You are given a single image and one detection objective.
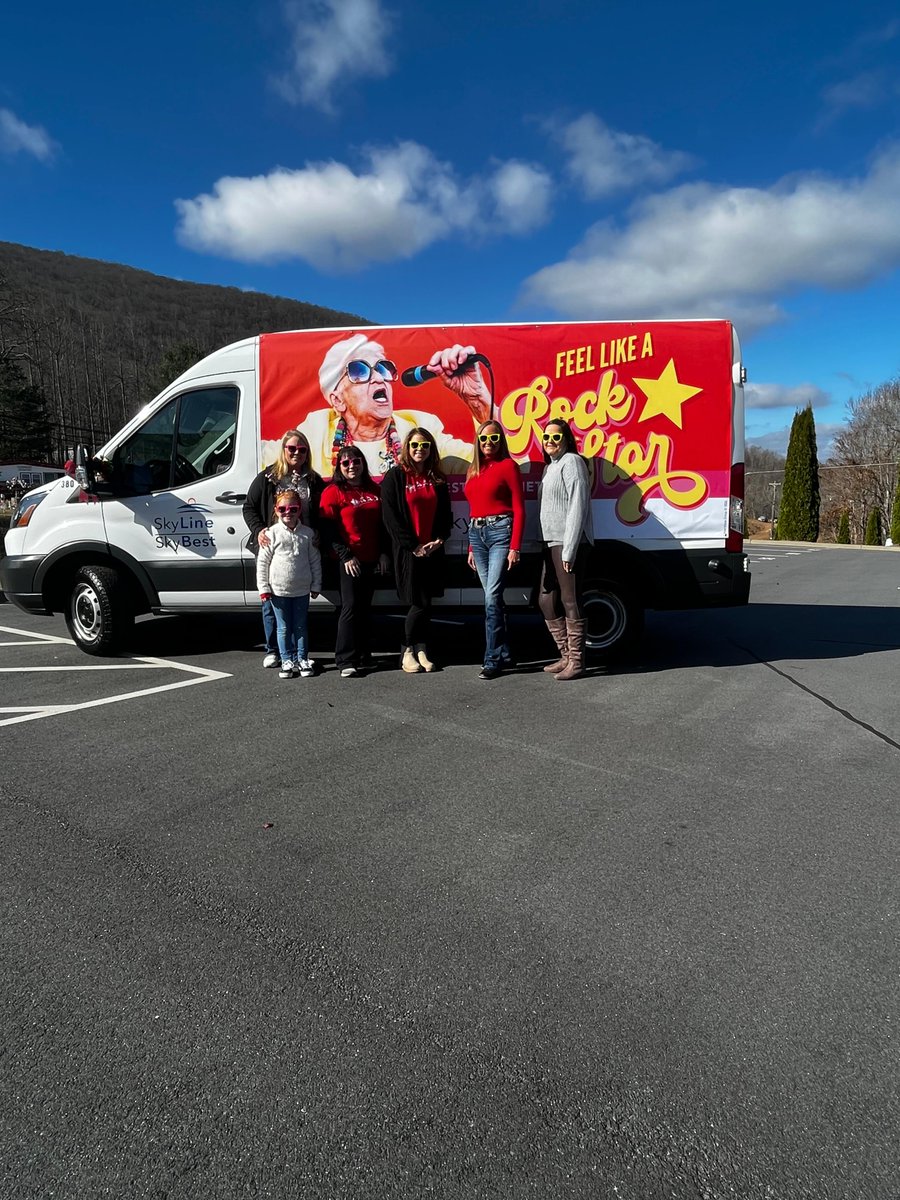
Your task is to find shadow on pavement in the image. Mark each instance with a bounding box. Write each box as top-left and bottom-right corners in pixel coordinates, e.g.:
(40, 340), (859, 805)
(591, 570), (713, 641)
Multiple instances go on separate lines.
(639, 602), (900, 673)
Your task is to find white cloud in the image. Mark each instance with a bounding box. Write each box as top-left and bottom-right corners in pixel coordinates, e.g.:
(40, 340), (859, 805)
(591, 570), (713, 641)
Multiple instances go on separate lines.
(487, 161), (553, 233)
(557, 113), (695, 198)
(175, 142), (552, 270)
(275, 0), (391, 111)
(822, 71), (889, 114)
(747, 421), (844, 460)
(522, 146), (900, 332)
(745, 383), (830, 410)
(0, 108), (57, 161)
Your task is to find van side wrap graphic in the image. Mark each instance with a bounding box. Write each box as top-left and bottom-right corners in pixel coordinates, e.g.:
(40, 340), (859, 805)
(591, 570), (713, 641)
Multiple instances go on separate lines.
(259, 320), (735, 540)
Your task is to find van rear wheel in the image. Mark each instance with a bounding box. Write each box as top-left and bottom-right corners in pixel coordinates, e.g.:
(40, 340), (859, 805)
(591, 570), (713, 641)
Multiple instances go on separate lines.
(581, 578), (643, 661)
(66, 565), (134, 656)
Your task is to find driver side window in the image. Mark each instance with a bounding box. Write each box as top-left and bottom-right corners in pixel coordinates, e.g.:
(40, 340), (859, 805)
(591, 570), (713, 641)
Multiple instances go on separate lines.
(111, 387), (239, 494)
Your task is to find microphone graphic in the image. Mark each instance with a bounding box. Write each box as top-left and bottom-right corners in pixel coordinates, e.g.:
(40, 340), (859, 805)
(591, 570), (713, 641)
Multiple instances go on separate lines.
(401, 353), (490, 387)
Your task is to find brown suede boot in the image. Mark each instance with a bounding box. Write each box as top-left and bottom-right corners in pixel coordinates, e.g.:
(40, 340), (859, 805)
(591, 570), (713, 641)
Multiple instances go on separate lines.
(543, 617), (569, 673)
(556, 618), (585, 680)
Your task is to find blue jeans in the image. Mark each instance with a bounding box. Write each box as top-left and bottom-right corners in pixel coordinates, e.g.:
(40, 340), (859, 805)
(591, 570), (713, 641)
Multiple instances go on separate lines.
(469, 515), (512, 669)
(261, 596), (279, 654)
(270, 594), (310, 664)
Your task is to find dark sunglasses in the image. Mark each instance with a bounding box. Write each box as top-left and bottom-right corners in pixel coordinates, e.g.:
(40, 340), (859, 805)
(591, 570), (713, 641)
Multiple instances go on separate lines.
(409, 440), (432, 451)
(284, 444), (307, 454)
(340, 456), (363, 466)
(478, 433), (502, 445)
(344, 359), (398, 384)
(542, 431), (564, 444)
(276, 505), (300, 514)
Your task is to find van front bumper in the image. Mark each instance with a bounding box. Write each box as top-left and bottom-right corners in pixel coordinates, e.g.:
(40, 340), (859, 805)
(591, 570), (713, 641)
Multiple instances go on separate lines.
(0, 554), (50, 613)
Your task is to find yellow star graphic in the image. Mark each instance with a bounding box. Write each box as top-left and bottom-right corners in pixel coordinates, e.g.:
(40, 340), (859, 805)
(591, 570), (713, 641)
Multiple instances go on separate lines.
(634, 359), (702, 429)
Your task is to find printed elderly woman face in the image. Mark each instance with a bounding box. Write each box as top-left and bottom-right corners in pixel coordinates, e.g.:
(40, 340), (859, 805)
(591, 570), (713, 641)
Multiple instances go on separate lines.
(331, 350), (399, 427)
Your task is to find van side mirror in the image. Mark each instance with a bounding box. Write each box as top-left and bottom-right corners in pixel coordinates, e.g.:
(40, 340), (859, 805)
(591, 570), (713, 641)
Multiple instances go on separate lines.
(74, 445), (116, 498)
(74, 445), (92, 491)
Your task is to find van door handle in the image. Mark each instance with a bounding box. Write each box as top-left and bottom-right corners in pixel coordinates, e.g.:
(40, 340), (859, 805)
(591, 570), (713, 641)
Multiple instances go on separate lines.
(216, 491), (247, 504)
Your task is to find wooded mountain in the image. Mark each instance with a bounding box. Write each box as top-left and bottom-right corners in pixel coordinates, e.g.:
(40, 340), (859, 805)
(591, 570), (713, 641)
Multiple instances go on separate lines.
(0, 240), (370, 461)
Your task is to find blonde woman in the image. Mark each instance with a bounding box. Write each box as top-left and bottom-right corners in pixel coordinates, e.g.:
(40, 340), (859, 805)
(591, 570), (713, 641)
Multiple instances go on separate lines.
(464, 421), (525, 680)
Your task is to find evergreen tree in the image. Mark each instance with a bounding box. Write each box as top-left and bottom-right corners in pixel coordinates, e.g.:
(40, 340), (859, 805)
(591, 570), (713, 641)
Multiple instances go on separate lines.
(836, 510), (851, 544)
(0, 357), (52, 462)
(777, 406), (819, 541)
(890, 466), (900, 545)
(864, 508), (883, 546)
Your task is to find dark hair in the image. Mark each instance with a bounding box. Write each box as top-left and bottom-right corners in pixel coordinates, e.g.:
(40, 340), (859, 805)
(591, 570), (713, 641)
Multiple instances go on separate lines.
(330, 446), (376, 490)
(467, 420), (511, 480)
(399, 427), (446, 482)
(541, 419), (580, 463)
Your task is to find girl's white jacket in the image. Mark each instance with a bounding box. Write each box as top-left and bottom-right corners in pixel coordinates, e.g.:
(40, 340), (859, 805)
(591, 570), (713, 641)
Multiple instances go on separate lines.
(256, 523), (322, 597)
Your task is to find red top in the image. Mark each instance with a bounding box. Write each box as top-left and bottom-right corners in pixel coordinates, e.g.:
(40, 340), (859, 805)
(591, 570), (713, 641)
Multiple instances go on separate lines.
(463, 458), (526, 550)
(320, 483), (382, 563)
(403, 473), (438, 542)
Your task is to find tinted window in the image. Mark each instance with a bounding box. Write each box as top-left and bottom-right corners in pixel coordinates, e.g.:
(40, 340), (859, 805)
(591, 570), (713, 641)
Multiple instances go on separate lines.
(111, 387), (238, 494)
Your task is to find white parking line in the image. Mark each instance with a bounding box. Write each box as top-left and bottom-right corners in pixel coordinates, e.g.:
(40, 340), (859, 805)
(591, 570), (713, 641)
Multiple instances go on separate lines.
(0, 625), (232, 727)
(0, 625), (73, 644)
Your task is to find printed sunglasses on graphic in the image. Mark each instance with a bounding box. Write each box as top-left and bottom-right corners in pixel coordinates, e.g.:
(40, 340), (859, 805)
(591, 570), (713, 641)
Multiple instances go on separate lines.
(343, 359), (398, 384)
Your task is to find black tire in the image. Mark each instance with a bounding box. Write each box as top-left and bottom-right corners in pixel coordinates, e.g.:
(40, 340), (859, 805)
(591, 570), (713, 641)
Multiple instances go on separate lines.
(65, 565), (134, 656)
(581, 578), (643, 661)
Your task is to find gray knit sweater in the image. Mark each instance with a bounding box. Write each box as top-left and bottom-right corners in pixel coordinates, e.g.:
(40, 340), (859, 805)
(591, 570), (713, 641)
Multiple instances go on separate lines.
(539, 454), (594, 562)
(256, 523), (322, 597)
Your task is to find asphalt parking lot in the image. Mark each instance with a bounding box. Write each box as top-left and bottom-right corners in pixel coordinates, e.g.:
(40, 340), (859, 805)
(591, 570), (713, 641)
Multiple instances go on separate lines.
(2, 546), (899, 1199)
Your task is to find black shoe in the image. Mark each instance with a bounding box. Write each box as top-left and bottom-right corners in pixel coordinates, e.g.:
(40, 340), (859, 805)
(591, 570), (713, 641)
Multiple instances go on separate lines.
(478, 665), (501, 680)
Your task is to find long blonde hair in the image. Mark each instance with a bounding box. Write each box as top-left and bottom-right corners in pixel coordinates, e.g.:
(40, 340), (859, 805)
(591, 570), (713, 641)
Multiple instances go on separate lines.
(466, 420), (511, 479)
(272, 429), (320, 483)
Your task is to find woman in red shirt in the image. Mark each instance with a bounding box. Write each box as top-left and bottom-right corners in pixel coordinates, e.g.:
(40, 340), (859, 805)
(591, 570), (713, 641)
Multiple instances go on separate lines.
(319, 449), (389, 678)
(464, 421), (526, 679)
(381, 427), (453, 674)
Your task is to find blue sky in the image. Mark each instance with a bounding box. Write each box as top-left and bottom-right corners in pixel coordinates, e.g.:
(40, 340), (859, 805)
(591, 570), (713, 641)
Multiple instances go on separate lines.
(3, 0), (900, 457)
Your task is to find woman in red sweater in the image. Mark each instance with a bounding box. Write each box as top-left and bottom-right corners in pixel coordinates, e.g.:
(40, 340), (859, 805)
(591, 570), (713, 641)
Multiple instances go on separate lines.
(464, 421), (525, 679)
(381, 427), (453, 674)
(319, 449), (389, 678)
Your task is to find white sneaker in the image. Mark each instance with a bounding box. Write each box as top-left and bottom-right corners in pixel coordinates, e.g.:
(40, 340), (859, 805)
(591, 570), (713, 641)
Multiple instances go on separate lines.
(279, 661), (295, 679)
(299, 659), (314, 678)
(340, 666), (358, 678)
(263, 652), (280, 669)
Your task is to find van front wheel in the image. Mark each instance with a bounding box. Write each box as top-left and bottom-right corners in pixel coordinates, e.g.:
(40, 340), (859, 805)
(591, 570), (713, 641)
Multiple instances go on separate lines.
(66, 565), (133, 655)
(581, 578), (643, 661)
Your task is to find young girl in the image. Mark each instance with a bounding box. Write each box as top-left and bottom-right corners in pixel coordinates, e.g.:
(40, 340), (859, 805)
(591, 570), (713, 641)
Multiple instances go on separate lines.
(257, 488), (322, 679)
(243, 429), (324, 669)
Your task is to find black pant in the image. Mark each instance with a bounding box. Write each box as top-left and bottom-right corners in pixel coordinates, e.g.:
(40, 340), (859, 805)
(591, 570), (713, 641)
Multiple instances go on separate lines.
(335, 562), (376, 668)
(538, 544), (588, 621)
(404, 601), (430, 646)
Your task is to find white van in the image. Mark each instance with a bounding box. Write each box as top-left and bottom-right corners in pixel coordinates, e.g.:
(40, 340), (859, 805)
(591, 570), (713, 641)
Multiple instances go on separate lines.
(0, 319), (750, 656)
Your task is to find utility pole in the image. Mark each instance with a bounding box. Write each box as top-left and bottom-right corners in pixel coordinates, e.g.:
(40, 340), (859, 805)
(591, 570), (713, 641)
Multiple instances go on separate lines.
(769, 481), (781, 539)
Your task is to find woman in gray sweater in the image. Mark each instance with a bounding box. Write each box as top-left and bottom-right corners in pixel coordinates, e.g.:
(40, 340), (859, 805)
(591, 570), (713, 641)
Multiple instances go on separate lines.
(538, 420), (594, 680)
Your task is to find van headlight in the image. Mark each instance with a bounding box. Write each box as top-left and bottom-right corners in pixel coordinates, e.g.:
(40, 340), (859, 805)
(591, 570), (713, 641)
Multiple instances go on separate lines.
(11, 492), (46, 528)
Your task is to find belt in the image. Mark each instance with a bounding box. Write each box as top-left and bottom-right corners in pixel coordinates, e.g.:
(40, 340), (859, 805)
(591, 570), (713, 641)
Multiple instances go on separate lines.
(470, 514), (512, 526)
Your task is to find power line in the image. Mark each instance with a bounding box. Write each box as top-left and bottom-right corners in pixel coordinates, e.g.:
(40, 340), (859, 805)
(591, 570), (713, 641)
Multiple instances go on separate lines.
(747, 461), (898, 475)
